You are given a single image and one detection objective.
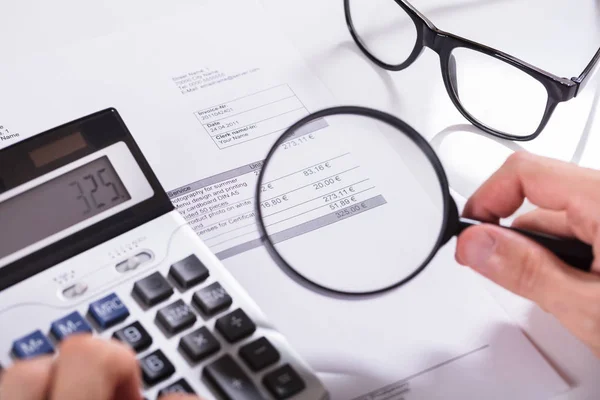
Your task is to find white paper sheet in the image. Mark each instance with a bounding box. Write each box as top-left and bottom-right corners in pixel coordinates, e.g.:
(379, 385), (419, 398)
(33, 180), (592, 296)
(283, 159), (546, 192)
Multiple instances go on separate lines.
(0, 0), (569, 398)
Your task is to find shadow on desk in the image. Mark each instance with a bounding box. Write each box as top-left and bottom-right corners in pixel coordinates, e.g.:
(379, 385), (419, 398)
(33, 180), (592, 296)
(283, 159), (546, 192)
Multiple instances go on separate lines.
(428, 73), (600, 202)
(523, 306), (600, 391)
(314, 323), (562, 399)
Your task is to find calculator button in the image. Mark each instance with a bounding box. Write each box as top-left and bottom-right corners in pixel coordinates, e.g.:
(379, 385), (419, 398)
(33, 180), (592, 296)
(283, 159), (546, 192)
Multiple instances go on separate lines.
(203, 354), (264, 400)
(88, 293), (129, 329)
(133, 272), (173, 307)
(113, 321), (152, 353)
(157, 378), (196, 398)
(215, 309), (256, 343)
(156, 300), (197, 335)
(263, 365), (305, 399)
(179, 327), (221, 363)
(169, 255), (209, 289)
(12, 330), (54, 359)
(140, 350), (175, 386)
(50, 311), (93, 341)
(192, 282), (232, 316)
(239, 337), (280, 372)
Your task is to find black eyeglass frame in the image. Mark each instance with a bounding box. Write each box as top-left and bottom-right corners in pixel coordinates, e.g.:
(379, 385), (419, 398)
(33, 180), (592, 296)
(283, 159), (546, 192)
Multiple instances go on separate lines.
(344, 0), (600, 141)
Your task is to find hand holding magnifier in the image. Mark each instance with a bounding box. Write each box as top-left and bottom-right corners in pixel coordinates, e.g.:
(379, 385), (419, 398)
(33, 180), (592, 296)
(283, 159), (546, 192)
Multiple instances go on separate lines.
(255, 107), (593, 298)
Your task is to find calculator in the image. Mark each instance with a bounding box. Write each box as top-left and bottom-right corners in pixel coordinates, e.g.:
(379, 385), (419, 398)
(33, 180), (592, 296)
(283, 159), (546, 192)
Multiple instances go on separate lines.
(0, 109), (328, 400)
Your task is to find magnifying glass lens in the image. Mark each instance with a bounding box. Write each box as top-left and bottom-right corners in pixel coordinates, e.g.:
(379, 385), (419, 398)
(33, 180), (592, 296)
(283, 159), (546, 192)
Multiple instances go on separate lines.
(257, 111), (447, 295)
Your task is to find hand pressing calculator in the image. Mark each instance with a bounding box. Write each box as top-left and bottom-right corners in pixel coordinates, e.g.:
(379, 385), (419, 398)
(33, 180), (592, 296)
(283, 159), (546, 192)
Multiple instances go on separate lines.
(0, 109), (328, 400)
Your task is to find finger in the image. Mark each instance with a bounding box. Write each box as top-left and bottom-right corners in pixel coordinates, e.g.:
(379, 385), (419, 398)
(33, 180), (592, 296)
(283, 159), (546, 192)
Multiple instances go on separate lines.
(514, 206), (600, 274)
(535, 265), (600, 355)
(512, 209), (574, 238)
(456, 223), (600, 354)
(0, 356), (54, 400)
(511, 196), (600, 274)
(455, 224), (593, 312)
(565, 195), (600, 250)
(50, 336), (142, 400)
(464, 152), (600, 223)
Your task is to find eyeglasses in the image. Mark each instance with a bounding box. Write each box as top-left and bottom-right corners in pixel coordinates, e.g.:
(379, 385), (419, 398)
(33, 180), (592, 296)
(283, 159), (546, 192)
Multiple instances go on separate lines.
(344, 0), (600, 141)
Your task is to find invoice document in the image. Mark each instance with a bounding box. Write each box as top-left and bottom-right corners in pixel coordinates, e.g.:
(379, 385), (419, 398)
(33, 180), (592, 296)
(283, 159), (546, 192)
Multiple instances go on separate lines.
(0, 0), (569, 398)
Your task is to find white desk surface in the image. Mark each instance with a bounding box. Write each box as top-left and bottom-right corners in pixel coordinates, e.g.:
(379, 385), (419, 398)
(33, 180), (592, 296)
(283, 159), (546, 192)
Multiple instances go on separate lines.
(2, 0), (599, 398)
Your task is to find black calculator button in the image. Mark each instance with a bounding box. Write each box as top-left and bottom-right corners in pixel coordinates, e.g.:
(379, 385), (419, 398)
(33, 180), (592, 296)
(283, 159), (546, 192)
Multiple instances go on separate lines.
(203, 354), (264, 400)
(263, 364), (305, 399)
(215, 309), (256, 343)
(239, 337), (280, 372)
(113, 321), (152, 353)
(192, 282), (232, 316)
(133, 272), (174, 307)
(157, 378), (196, 398)
(179, 327), (221, 363)
(169, 255), (209, 289)
(140, 350), (175, 386)
(156, 300), (197, 335)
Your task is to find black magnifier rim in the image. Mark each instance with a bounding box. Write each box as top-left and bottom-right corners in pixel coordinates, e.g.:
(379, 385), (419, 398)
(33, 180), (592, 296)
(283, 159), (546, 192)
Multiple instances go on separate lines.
(254, 106), (452, 298)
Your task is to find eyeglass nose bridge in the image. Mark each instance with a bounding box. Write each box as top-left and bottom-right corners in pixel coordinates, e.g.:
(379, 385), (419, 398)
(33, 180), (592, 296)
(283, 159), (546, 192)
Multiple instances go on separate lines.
(422, 25), (449, 55)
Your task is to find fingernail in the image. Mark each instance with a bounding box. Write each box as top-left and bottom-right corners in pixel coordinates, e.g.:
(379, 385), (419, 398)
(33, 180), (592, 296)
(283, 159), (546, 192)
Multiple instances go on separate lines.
(461, 230), (496, 270)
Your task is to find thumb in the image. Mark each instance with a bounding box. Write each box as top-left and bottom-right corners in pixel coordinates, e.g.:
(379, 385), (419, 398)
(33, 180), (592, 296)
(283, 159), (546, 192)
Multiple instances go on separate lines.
(455, 224), (573, 311)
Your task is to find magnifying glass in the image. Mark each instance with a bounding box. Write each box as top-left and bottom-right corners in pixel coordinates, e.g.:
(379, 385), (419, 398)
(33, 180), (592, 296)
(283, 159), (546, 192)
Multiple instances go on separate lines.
(254, 107), (593, 298)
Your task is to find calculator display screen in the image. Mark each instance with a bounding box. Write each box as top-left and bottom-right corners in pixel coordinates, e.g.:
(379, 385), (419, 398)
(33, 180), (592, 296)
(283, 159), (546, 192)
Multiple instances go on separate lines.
(0, 156), (131, 259)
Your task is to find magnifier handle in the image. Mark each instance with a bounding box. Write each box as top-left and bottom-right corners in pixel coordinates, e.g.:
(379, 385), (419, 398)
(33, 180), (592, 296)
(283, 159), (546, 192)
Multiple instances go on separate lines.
(458, 218), (594, 272)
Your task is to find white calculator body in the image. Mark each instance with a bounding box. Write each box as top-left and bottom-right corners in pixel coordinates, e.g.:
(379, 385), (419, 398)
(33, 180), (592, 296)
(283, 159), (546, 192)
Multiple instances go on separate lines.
(0, 109), (328, 400)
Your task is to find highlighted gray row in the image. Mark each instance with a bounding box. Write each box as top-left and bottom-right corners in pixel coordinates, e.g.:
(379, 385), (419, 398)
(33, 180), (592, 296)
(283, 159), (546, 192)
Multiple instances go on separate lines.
(215, 194), (387, 260)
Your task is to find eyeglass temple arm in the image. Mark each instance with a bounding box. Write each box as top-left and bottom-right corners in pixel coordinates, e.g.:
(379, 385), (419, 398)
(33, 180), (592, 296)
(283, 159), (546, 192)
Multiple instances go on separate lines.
(572, 47), (600, 96)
